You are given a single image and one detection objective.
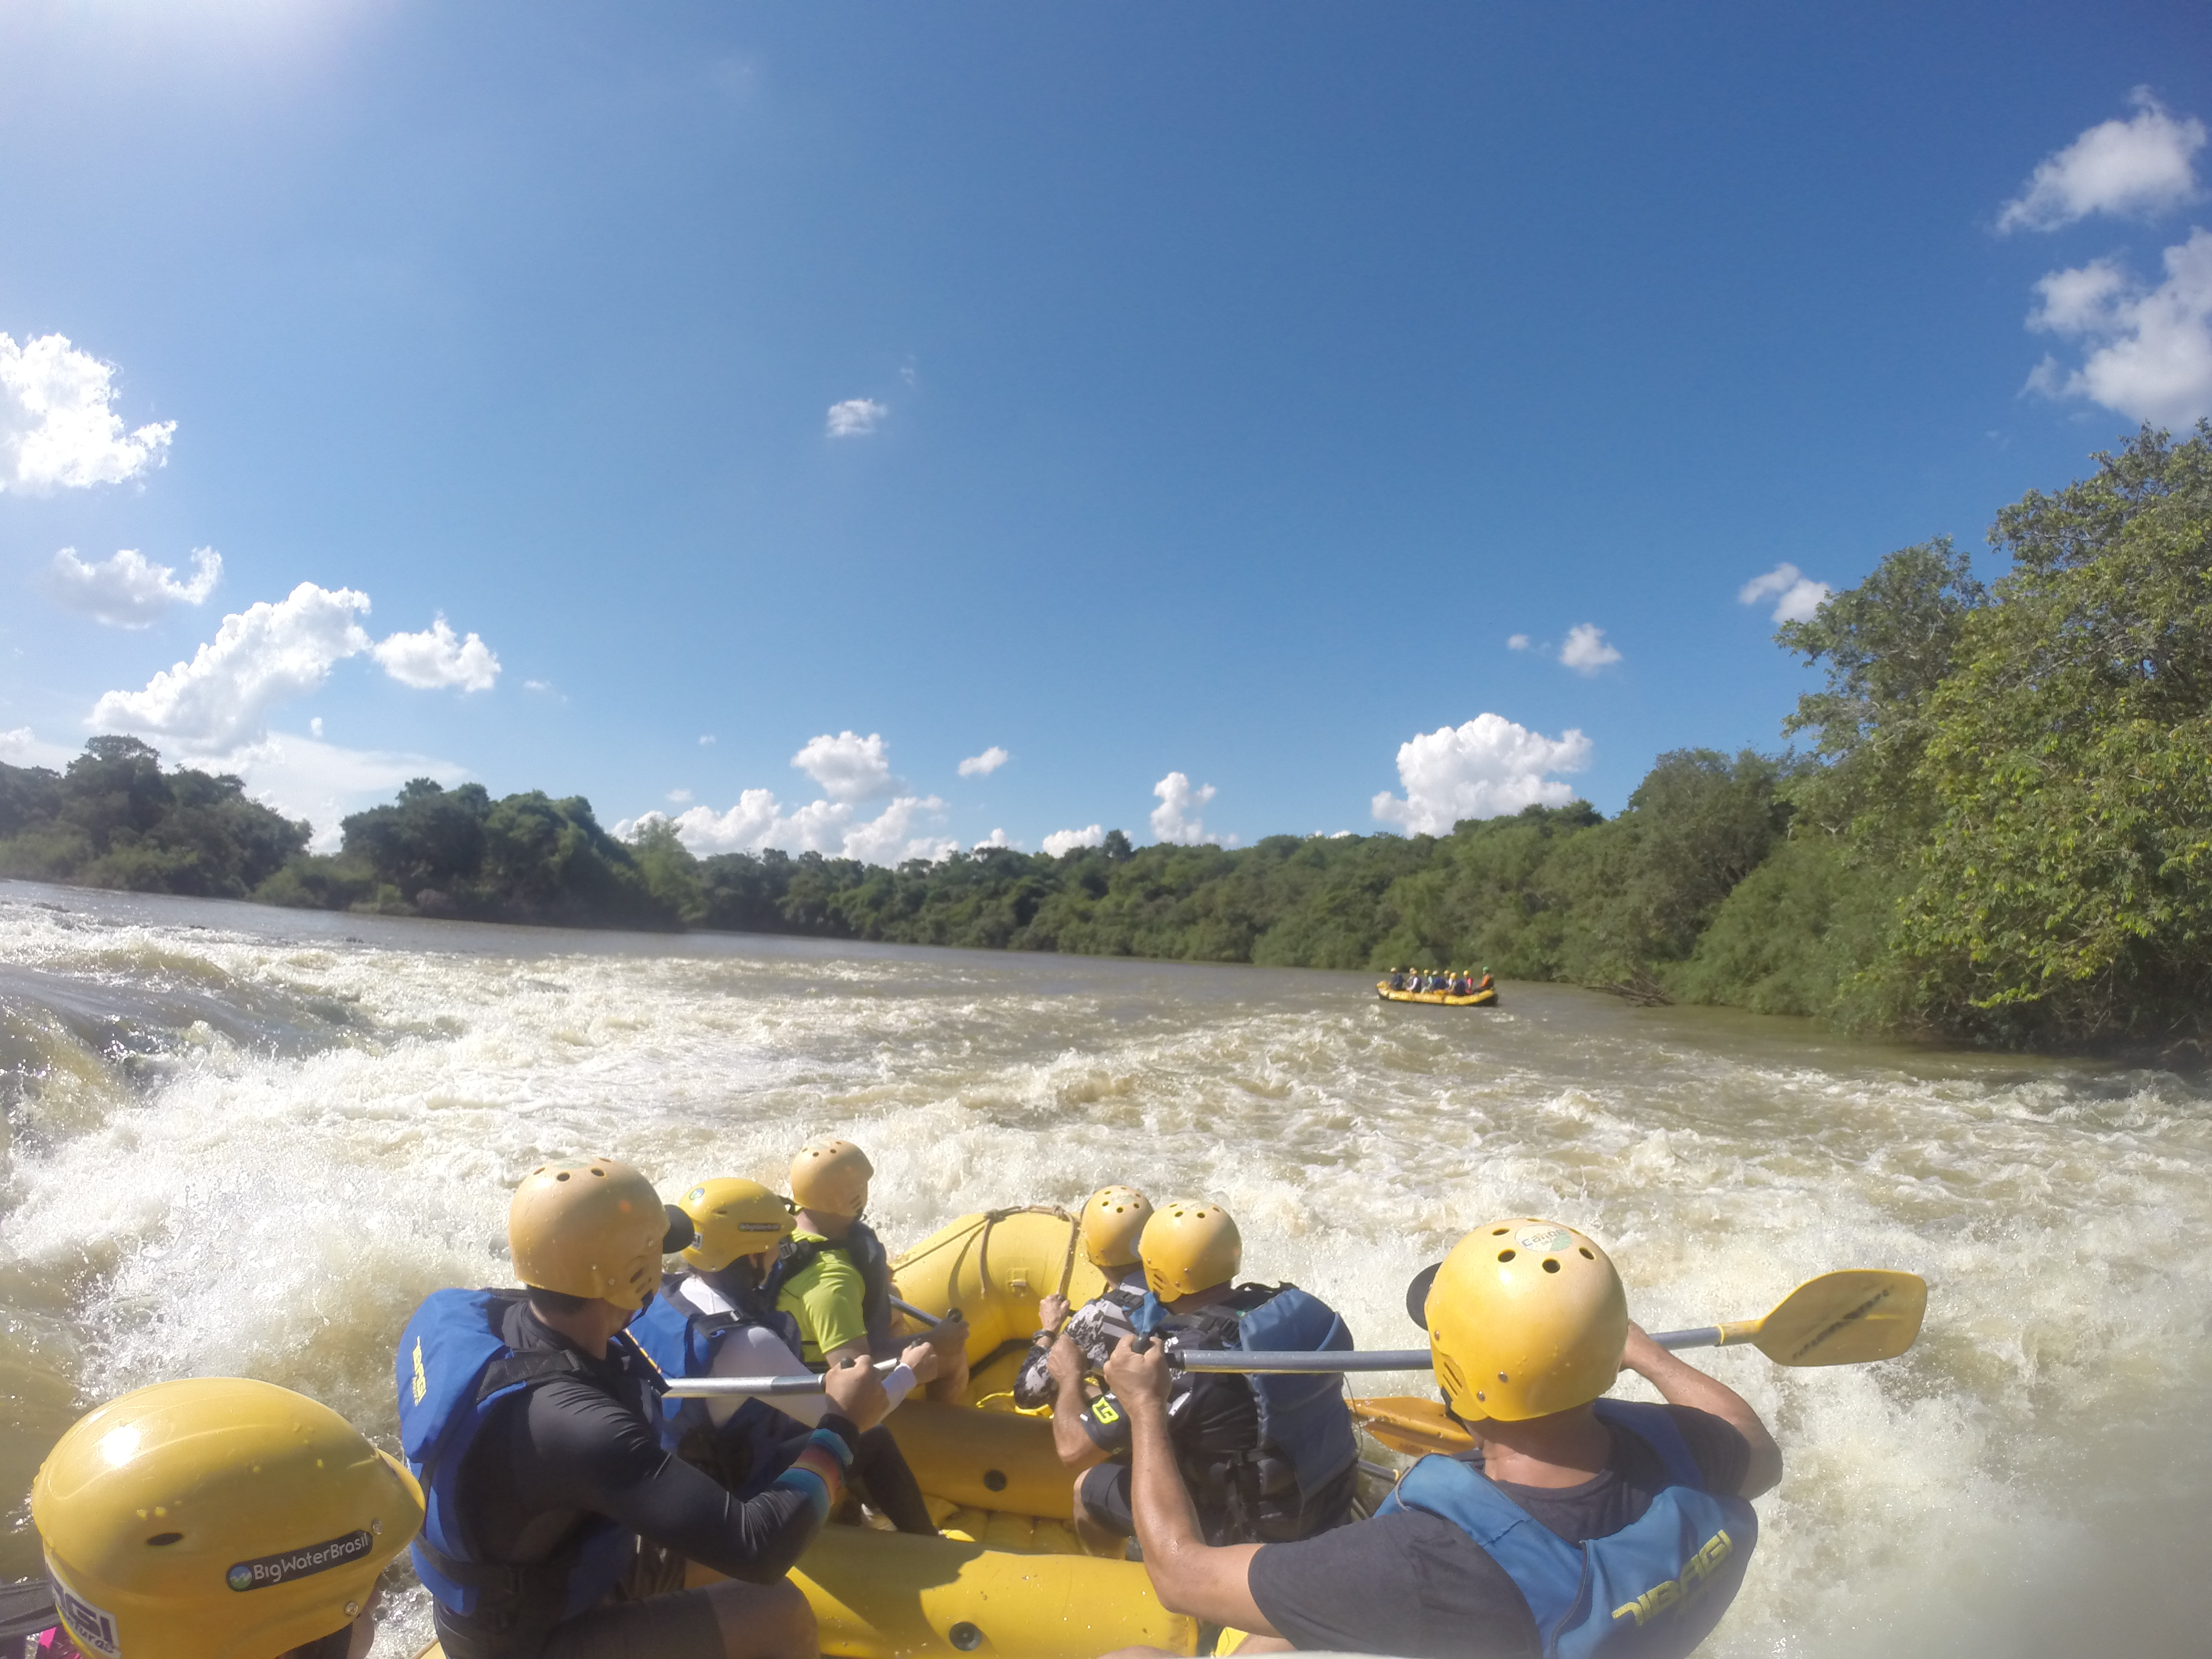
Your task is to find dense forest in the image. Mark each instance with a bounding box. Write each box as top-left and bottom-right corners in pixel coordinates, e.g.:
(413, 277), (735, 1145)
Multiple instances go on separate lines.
(4, 426), (2208, 1052)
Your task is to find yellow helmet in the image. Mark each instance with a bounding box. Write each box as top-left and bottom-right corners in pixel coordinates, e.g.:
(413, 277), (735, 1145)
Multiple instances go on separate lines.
(679, 1177), (795, 1273)
(1079, 1186), (1155, 1270)
(1139, 1200), (1241, 1299)
(1426, 1218), (1629, 1422)
(32, 1377), (422, 1659)
(790, 1139), (873, 1218)
(508, 1156), (669, 1312)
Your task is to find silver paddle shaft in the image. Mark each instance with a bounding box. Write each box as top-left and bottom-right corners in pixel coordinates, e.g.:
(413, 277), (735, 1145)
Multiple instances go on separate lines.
(659, 1328), (1725, 1393)
(1171, 1327), (1720, 1375)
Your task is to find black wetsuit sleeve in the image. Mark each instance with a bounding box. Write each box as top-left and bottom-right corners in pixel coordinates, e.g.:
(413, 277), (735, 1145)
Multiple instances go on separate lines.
(1078, 1390), (1134, 1453)
(515, 1379), (848, 1584)
(1247, 1511), (1540, 1659)
(1662, 1405), (1752, 1498)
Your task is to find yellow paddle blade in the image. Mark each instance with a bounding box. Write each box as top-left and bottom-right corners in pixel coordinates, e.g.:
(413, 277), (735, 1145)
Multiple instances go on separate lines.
(1733, 1270), (1926, 1366)
(1349, 1396), (1471, 1457)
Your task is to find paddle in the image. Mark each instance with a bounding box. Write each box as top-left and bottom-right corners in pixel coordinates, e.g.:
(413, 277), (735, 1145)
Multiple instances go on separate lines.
(1180, 1267), (1926, 1374)
(890, 1295), (947, 1328)
(664, 1270), (1926, 1396)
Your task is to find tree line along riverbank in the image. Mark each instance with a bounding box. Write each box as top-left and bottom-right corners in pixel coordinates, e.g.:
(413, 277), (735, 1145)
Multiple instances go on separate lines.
(4, 425), (2208, 1053)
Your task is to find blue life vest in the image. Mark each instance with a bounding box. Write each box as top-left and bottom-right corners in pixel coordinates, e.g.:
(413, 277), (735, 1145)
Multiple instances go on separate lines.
(628, 1273), (804, 1452)
(764, 1220), (897, 1363)
(394, 1288), (644, 1627)
(1375, 1400), (1758, 1659)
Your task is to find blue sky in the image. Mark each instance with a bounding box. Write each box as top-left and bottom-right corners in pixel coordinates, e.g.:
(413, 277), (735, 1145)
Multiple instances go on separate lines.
(2, 2), (2208, 857)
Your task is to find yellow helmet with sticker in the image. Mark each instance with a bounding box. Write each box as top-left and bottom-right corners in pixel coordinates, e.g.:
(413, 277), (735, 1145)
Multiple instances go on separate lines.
(790, 1140), (873, 1218)
(32, 1376), (422, 1659)
(508, 1155), (670, 1313)
(679, 1177), (795, 1273)
(1139, 1200), (1242, 1299)
(1426, 1218), (1628, 1422)
(1078, 1186), (1155, 1270)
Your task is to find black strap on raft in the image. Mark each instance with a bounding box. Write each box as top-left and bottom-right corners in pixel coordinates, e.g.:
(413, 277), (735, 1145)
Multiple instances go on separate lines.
(0, 1579), (59, 1644)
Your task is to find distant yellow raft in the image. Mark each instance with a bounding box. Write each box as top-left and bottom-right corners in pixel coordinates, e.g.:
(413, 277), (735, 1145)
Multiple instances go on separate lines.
(1376, 980), (1498, 1006)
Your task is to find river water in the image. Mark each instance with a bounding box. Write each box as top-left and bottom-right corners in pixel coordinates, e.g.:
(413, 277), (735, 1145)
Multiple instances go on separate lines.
(1, 877), (2205, 1657)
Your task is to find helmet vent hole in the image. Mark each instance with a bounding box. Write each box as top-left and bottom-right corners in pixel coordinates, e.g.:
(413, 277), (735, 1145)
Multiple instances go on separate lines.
(555, 1172), (571, 1182)
(1497, 1249), (1515, 1262)
(1542, 1258), (1561, 1273)
(145, 1531), (182, 1547)
(1579, 1246), (1594, 1259)
(1491, 1228), (1509, 1236)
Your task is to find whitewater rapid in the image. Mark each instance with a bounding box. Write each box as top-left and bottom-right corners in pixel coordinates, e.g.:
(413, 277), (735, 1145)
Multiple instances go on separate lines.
(2, 878), (2205, 1657)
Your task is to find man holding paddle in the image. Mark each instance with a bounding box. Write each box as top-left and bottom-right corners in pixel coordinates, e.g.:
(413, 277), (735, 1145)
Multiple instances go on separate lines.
(1100, 1218), (1786, 1659)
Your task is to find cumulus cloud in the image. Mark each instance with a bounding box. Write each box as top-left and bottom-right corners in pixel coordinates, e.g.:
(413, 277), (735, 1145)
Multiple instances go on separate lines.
(793, 730), (899, 801)
(90, 583), (375, 751)
(220, 733), (468, 852)
(628, 732), (955, 864)
(0, 333), (175, 494)
(972, 827), (1019, 851)
(2023, 227), (2212, 426)
(0, 727), (76, 768)
(1558, 623), (1621, 674)
(1042, 824), (1105, 857)
(44, 545), (221, 628)
(88, 583), (504, 751)
(958, 745), (1010, 778)
(1152, 772), (1233, 846)
(1738, 562), (1832, 624)
(826, 398), (887, 437)
(1999, 91), (2206, 233)
(371, 617), (501, 692)
(1506, 634), (1531, 651)
(1371, 713), (1592, 835)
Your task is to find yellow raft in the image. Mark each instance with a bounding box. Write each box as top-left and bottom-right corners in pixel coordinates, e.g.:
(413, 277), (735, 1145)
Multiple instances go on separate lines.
(890, 1206), (1110, 1408)
(1375, 979), (1497, 1007)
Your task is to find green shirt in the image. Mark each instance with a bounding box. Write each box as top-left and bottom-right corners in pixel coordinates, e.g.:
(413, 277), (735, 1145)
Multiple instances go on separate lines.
(775, 1232), (869, 1364)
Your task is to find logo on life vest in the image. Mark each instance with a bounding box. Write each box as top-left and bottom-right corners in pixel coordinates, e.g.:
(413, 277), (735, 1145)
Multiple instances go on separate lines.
(1611, 1528), (1734, 1626)
(49, 1571), (121, 1659)
(226, 1529), (373, 1592)
(411, 1337), (429, 1406)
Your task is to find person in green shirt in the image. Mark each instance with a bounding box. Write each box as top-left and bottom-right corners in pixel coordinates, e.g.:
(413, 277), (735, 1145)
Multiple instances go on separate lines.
(769, 1139), (971, 1401)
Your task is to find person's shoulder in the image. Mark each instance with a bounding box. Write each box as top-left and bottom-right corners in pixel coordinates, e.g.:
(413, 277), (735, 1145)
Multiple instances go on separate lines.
(1655, 1404), (1752, 1496)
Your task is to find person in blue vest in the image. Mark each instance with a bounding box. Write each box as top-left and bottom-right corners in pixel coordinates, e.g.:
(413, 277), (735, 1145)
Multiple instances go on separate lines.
(1097, 1217), (1782, 1659)
(629, 1175), (940, 1535)
(1042, 1199), (1359, 1557)
(394, 1156), (889, 1659)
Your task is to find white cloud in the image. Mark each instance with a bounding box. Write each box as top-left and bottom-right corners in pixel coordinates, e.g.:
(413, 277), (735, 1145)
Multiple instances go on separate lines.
(1999, 90), (2206, 233)
(1371, 713), (1592, 835)
(972, 827), (1020, 851)
(0, 333), (175, 494)
(698, 733), (716, 745)
(2024, 227), (2212, 426)
(0, 727), (76, 769)
(44, 546), (221, 628)
(1558, 623), (1622, 674)
(1151, 772), (1232, 846)
(628, 732), (954, 864)
(958, 745), (1010, 778)
(638, 790), (955, 865)
(310, 717), (324, 738)
(1506, 634), (1531, 651)
(1738, 562), (1832, 624)
(1042, 824), (1105, 857)
(793, 730), (898, 801)
(667, 788), (692, 804)
(90, 582), (375, 751)
(217, 733), (468, 853)
(826, 398), (888, 437)
(88, 583), (504, 752)
(371, 617), (501, 692)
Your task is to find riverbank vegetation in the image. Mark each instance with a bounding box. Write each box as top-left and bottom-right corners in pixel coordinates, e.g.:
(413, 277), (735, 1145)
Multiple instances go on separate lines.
(3, 425), (2205, 1051)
